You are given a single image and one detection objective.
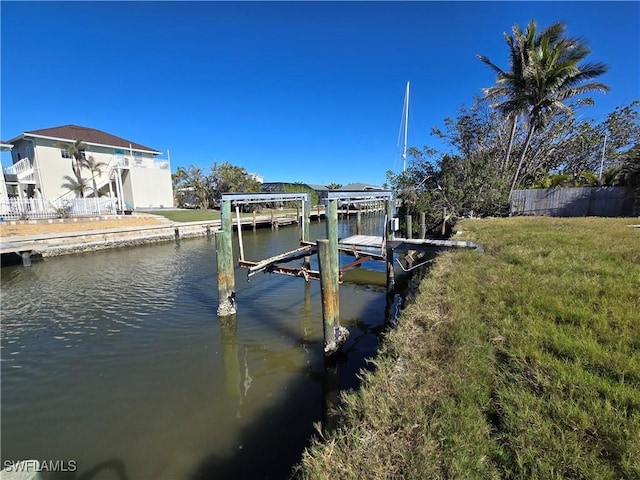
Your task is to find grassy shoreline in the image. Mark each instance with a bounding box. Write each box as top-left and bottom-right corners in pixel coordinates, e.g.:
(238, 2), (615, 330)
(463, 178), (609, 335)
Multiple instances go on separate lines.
(295, 217), (640, 479)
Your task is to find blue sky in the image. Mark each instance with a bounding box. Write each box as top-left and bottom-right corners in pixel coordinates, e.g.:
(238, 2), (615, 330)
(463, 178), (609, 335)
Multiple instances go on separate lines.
(1, 1), (638, 187)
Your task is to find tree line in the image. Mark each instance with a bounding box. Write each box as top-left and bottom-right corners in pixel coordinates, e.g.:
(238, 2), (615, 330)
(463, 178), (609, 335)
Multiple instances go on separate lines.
(386, 20), (639, 233)
(172, 162), (263, 210)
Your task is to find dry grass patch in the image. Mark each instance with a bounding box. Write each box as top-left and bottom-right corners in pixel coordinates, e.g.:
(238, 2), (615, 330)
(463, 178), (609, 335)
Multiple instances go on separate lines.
(0, 217), (164, 237)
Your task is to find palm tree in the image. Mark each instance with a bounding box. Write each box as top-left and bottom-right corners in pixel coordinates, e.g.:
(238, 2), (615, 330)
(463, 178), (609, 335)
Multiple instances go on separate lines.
(56, 139), (88, 194)
(60, 175), (89, 198)
(185, 166), (212, 209)
(479, 20), (609, 196)
(80, 155), (109, 197)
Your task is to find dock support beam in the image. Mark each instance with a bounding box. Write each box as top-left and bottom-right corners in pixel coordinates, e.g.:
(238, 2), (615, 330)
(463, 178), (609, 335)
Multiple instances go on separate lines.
(405, 214), (412, 239)
(217, 200), (236, 317)
(419, 212), (426, 239)
(21, 251), (32, 267)
(356, 210), (362, 235)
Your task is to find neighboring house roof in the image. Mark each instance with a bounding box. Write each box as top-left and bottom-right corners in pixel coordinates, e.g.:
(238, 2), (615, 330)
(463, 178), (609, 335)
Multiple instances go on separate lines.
(262, 182), (329, 193)
(340, 182), (385, 191)
(306, 183), (329, 191)
(7, 124), (161, 154)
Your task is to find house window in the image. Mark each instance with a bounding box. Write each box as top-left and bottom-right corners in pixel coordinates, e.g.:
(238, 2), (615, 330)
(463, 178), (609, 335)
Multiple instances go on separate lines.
(61, 149), (86, 159)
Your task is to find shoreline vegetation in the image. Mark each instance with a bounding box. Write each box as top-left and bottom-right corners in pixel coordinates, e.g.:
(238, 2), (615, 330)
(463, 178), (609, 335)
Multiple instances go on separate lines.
(295, 217), (639, 479)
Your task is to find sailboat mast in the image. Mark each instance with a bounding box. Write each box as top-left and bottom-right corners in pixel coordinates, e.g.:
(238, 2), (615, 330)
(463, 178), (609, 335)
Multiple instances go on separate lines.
(402, 81), (410, 172)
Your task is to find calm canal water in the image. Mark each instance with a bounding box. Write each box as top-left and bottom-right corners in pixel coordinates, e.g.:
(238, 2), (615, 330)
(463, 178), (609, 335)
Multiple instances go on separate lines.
(1, 216), (396, 479)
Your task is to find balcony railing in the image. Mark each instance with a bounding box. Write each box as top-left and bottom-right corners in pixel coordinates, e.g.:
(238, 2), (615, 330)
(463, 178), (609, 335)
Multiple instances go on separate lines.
(3, 157), (36, 183)
(110, 156), (170, 170)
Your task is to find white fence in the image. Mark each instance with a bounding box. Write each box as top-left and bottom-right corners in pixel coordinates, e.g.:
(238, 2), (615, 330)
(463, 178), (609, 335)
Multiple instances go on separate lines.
(0, 197), (118, 220)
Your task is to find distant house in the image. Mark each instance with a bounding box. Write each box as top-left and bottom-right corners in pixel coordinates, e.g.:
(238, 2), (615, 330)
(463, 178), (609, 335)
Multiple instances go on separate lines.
(340, 182), (385, 191)
(261, 182), (329, 200)
(4, 124), (173, 209)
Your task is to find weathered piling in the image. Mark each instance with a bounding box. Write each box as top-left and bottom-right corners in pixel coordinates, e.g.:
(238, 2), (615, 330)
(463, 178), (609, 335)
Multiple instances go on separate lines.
(386, 198), (395, 240)
(419, 212), (426, 239)
(215, 229), (236, 316)
(386, 244), (395, 293)
(405, 214), (412, 239)
(317, 239), (347, 356)
(303, 195), (311, 243)
(356, 210), (362, 235)
(216, 200), (236, 317)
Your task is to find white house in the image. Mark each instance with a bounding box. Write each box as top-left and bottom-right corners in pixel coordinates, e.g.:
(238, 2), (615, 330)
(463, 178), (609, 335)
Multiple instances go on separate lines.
(5, 124), (173, 210)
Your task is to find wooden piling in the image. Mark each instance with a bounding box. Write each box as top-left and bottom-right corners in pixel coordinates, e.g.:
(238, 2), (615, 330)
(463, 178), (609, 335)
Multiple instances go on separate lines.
(252, 211), (256, 231)
(303, 195), (311, 243)
(217, 200), (236, 317)
(215, 229), (237, 316)
(386, 245), (395, 293)
(405, 214), (412, 239)
(356, 210), (362, 236)
(317, 239), (347, 356)
(419, 212), (426, 239)
(386, 199), (395, 240)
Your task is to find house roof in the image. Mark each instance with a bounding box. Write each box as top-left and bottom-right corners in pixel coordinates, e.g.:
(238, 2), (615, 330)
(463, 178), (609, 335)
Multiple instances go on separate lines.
(340, 182), (385, 191)
(8, 125), (161, 154)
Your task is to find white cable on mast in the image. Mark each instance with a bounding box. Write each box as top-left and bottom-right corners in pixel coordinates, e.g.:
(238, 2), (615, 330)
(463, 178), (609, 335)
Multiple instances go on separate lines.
(402, 81), (410, 172)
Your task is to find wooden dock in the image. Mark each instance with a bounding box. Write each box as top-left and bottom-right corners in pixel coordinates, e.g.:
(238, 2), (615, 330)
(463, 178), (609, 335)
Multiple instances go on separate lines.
(339, 235), (483, 253)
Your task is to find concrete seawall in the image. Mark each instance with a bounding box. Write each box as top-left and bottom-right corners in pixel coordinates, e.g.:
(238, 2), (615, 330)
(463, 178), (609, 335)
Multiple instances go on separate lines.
(45, 221), (223, 256)
(3, 220), (223, 258)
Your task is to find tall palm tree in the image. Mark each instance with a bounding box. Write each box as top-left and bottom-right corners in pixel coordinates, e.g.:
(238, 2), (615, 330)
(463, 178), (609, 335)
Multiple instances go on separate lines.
(479, 20), (609, 196)
(81, 155), (109, 197)
(56, 139), (88, 193)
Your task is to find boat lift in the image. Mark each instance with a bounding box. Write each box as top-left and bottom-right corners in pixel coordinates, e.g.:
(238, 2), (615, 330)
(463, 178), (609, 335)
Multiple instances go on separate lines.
(223, 190), (395, 282)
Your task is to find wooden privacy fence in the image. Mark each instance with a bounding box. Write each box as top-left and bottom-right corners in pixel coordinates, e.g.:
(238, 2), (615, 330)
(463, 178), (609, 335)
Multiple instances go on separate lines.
(510, 186), (637, 217)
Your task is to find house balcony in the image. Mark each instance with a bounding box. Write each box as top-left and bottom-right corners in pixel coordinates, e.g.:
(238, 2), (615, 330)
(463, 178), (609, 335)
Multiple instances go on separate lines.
(3, 157), (36, 183)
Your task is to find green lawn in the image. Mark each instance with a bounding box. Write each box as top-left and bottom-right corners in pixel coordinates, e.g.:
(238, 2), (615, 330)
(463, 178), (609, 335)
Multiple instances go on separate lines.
(145, 209), (220, 222)
(146, 208), (303, 223)
(296, 217), (640, 479)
